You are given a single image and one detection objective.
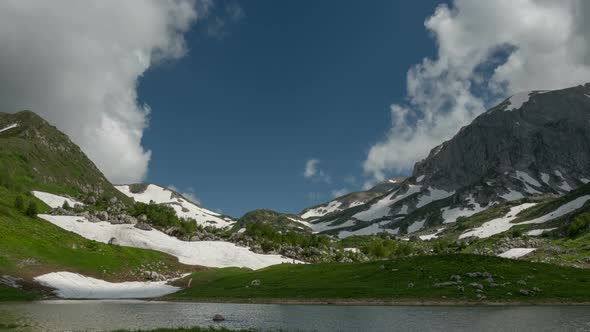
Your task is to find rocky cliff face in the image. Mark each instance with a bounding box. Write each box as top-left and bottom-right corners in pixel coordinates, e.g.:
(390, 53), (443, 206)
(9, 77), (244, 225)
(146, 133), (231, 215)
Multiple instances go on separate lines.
(414, 84), (590, 197)
(303, 84), (590, 238)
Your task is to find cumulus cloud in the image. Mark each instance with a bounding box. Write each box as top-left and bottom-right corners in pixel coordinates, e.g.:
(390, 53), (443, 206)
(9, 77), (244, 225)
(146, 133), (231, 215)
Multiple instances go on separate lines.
(364, 0), (590, 181)
(303, 159), (331, 183)
(0, 0), (209, 183)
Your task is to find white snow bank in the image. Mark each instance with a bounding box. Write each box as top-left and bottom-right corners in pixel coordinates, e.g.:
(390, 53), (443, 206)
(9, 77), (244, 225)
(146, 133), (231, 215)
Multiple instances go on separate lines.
(506, 92), (531, 111)
(32, 191), (84, 209)
(115, 184), (233, 228)
(441, 195), (488, 224)
(34, 272), (179, 299)
(459, 203), (537, 239)
(498, 248), (536, 259)
(461, 196), (590, 239)
(338, 221), (398, 239)
(407, 219), (425, 234)
(0, 123), (18, 133)
(526, 228), (557, 236)
(415, 188), (455, 208)
(519, 195), (590, 225)
(419, 228), (445, 241)
(514, 171), (541, 194)
(500, 189), (525, 201)
(301, 200), (343, 219)
(307, 219), (356, 233)
(353, 185), (421, 222)
(38, 214), (298, 270)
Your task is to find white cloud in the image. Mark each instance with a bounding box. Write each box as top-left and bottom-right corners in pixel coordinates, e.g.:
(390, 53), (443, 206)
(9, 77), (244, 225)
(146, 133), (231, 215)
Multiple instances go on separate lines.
(303, 159), (331, 183)
(304, 159), (320, 178)
(364, 0), (590, 181)
(0, 0), (209, 183)
(331, 188), (349, 198)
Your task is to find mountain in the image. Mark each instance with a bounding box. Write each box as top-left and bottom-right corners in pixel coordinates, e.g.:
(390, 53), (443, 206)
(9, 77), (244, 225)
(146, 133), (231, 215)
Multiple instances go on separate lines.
(299, 177), (405, 220)
(0, 110), (124, 199)
(115, 183), (235, 228)
(303, 84), (590, 238)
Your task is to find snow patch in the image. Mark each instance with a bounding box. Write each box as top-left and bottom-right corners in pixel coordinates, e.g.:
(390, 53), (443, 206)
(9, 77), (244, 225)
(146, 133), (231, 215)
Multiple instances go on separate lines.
(308, 219), (356, 233)
(0, 123), (18, 133)
(407, 219), (425, 234)
(34, 272), (179, 299)
(32, 191), (84, 209)
(441, 195), (488, 224)
(498, 248), (536, 259)
(419, 228), (445, 241)
(459, 203), (537, 239)
(581, 178), (590, 184)
(526, 228), (557, 236)
(505, 91), (531, 111)
(416, 175), (425, 183)
(116, 185), (233, 228)
(553, 170), (572, 192)
(338, 221), (398, 239)
(301, 200), (343, 219)
(514, 171), (541, 194)
(500, 190), (525, 201)
(540, 173), (550, 185)
(519, 195), (590, 225)
(415, 188), (454, 208)
(353, 185), (422, 222)
(38, 215), (297, 269)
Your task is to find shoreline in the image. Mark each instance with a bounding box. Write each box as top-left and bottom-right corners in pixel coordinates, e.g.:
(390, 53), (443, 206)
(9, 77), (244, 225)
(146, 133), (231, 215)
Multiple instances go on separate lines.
(157, 297), (590, 306)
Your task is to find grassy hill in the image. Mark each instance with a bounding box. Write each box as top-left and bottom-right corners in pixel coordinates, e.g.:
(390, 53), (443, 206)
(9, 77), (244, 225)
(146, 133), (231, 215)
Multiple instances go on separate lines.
(0, 111), (126, 200)
(168, 254), (590, 303)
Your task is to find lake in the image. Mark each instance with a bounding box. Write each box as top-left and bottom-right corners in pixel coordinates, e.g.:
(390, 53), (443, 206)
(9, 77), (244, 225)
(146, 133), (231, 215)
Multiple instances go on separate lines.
(1, 301), (590, 331)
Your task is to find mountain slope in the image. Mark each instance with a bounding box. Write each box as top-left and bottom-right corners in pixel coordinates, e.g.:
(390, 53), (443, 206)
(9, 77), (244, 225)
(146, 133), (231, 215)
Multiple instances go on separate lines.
(299, 177), (405, 220)
(0, 110), (124, 199)
(303, 84), (590, 238)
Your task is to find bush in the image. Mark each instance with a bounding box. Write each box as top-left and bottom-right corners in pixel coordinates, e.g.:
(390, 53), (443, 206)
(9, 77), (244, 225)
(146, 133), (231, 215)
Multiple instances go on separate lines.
(62, 200), (71, 210)
(14, 195), (25, 212)
(567, 213), (590, 237)
(511, 228), (523, 238)
(25, 201), (38, 217)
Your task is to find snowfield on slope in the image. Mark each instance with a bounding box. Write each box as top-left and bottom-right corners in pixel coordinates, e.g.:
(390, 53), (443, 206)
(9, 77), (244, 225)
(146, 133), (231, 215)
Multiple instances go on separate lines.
(0, 123), (18, 133)
(32, 191), (84, 209)
(115, 184), (233, 228)
(460, 195), (590, 239)
(338, 221), (399, 239)
(459, 203), (537, 239)
(353, 185), (422, 222)
(301, 200), (343, 219)
(498, 248), (536, 259)
(34, 272), (179, 299)
(39, 214), (298, 270)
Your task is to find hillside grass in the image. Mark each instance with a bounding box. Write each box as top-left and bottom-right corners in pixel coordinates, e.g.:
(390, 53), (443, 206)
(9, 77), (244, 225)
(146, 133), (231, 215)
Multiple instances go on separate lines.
(168, 254), (590, 303)
(0, 186), (197, 301)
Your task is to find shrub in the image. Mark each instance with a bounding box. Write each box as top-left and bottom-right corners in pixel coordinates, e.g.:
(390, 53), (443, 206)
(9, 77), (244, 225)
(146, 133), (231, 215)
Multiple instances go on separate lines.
(25, 201), (38, 217)
(14, 195), (25, 212)
(62, 200), (71, 210)
(511, 228), (523, 238)
(567, 213), (590, 237)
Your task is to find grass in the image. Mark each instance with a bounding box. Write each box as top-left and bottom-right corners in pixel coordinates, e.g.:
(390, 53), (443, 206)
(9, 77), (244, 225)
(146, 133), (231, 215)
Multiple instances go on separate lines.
(167, 254), (590, 303)
(112, 328), (254, 332)
(0, 285), (39, 302)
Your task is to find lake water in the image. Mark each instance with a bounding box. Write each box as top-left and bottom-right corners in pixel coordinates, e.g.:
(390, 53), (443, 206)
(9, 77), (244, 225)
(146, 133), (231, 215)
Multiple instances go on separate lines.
(1, 301), (590, 332)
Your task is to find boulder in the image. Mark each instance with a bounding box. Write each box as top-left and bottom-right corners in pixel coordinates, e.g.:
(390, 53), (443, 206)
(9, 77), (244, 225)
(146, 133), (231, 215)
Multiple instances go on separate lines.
(134, 223), (152, 231)
(251, 279), (261, 286)
(212, 314), (225, 322)
(96, 211), (109, 221)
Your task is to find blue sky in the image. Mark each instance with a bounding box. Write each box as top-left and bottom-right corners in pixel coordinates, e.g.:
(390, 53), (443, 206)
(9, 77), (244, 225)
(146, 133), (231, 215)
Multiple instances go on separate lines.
(138, 0), (445, 216)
